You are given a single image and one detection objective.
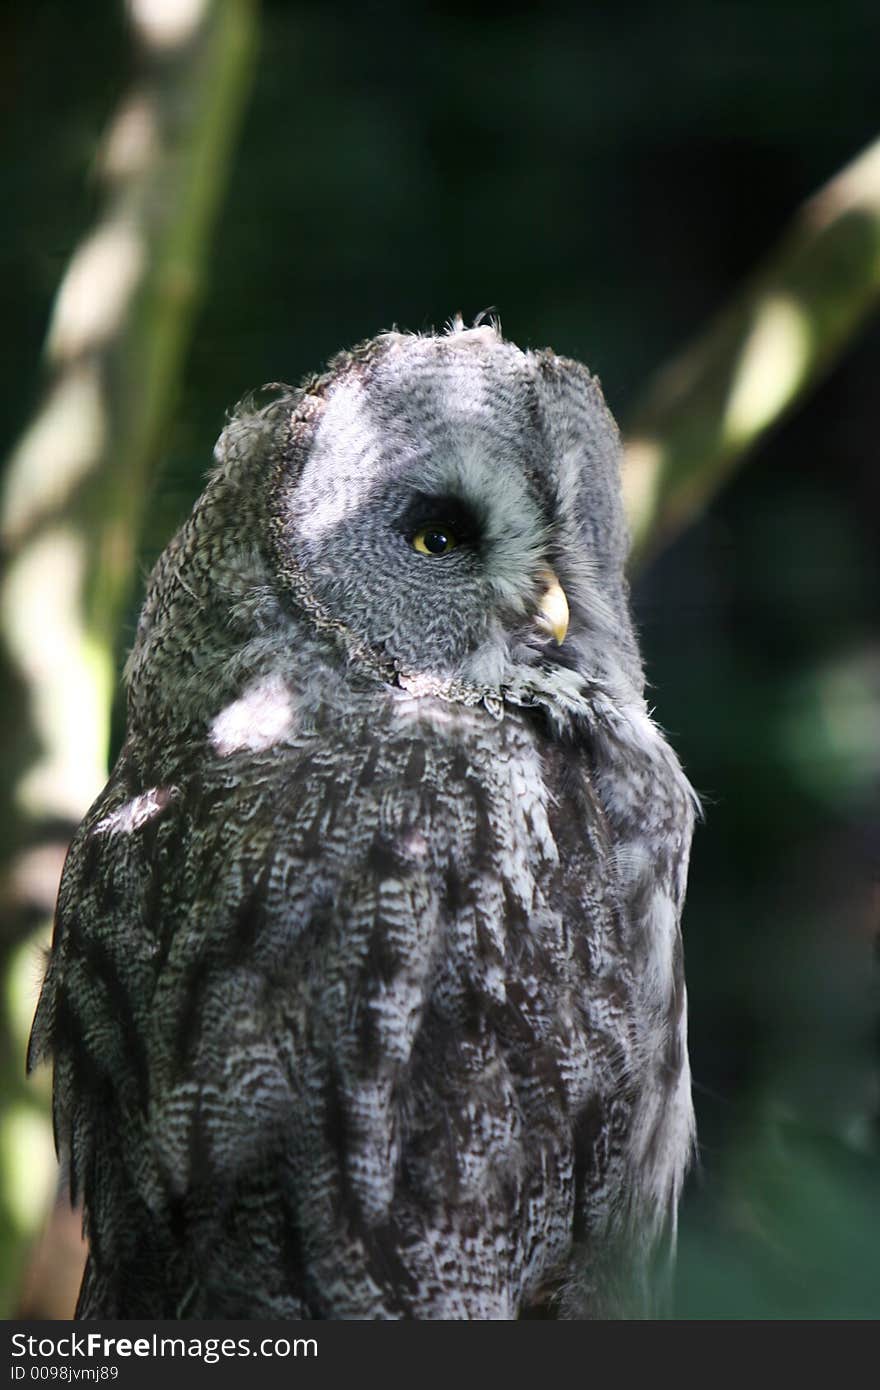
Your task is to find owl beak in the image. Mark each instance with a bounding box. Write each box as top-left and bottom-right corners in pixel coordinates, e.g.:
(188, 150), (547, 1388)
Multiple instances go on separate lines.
(535, 570), (570, 645)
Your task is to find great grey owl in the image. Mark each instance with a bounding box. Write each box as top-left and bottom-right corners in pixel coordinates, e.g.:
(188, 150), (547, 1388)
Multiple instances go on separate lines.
(29, 321), (698, 1319)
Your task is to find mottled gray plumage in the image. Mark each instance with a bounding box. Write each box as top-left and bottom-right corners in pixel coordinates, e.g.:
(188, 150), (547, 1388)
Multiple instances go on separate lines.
(29, 322), (697, 1319)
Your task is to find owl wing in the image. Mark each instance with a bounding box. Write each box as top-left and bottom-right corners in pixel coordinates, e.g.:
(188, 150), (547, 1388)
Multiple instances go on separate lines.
(31, 716), (590, 1319)
(28, 750), (188, 1316)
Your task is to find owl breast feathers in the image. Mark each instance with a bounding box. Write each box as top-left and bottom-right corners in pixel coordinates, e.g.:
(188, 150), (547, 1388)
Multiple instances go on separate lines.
(29, 322), (697, 1319)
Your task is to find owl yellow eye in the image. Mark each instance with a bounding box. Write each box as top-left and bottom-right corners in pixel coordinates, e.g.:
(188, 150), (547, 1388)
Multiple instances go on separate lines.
(412, 527), (457, 556)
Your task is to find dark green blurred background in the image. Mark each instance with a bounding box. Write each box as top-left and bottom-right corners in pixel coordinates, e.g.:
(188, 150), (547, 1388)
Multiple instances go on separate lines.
(2, 0), (878, 1318)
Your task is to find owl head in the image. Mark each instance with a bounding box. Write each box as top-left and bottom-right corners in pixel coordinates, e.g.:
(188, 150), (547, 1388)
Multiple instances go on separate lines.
(127, 322), (642, 748)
